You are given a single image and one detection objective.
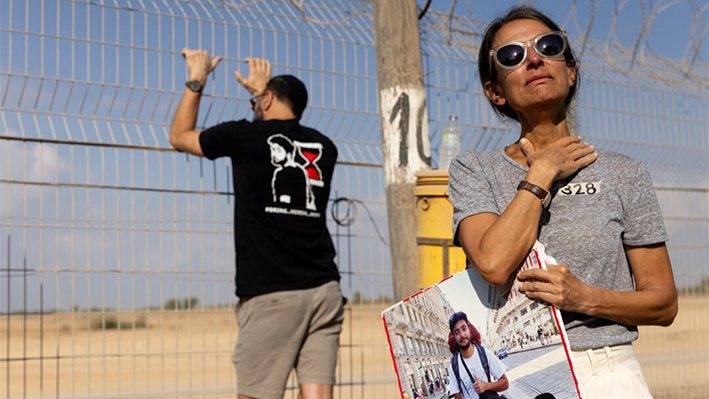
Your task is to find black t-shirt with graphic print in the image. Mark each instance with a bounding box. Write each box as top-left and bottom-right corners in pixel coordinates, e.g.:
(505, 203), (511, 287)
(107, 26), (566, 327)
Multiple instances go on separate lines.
(199, 119), (340, 297)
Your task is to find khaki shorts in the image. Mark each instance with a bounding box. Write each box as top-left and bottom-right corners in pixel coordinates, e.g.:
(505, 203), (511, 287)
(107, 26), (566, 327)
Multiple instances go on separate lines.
(232, 281), (344, 399)
(572, 344), (653, 399)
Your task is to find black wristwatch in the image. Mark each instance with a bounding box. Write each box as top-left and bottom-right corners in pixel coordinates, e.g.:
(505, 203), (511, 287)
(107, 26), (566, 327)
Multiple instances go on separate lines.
(517, 180), (551, 208)
(185, 80), (204, 93)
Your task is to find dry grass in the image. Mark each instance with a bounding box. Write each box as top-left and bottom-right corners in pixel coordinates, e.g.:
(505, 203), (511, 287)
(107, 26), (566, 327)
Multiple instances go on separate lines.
(635, 296), (709, 397)
(1, 297), (706, 399)
(88, 314), (148, 330)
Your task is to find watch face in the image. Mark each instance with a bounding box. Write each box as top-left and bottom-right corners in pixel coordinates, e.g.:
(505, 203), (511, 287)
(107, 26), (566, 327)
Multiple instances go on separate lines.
(187, 81), (203, 92)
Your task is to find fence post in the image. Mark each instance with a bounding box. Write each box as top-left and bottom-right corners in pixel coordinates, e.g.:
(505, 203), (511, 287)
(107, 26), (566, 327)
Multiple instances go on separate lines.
(372, 0), (432, 301)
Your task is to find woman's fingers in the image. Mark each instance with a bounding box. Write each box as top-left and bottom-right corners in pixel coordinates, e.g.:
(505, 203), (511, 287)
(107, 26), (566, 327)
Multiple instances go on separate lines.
(575, 151), (599, 168)
(522, 136), (597, 180)
(520, 137), (537, 158)
(557, 140), (597, 178)
(568, 143), (596, 160)
(567, 142), (598, 170)
(518, 266), (550, 281)
(519, 265), (590, 312)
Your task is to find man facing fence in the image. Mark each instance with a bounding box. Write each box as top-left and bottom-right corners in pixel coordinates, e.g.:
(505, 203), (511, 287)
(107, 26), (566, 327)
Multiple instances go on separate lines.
(448, 311), (509, 399)
(169, 49), (343, 399)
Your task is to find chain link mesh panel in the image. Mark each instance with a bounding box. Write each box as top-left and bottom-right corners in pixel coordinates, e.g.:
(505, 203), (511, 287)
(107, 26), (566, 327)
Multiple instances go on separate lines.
(1, 1), (707, 398)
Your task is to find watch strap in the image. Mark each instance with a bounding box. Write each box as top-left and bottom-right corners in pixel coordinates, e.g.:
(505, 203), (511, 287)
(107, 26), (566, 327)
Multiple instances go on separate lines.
(517, 180), (550, 207)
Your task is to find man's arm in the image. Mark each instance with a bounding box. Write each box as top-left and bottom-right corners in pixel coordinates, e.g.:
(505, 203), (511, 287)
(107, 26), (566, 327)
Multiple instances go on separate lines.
(169, 49), (222, 156)
(169, 55), (271, 157)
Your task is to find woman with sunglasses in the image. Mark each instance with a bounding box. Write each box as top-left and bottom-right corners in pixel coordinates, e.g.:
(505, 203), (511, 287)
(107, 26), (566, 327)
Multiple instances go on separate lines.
(449, 7), (677, 398)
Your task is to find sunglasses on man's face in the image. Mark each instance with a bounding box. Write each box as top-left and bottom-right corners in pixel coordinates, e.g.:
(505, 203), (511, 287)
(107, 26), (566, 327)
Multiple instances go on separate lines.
(249, 94), (264, 110)
(489, 31), (567, 70)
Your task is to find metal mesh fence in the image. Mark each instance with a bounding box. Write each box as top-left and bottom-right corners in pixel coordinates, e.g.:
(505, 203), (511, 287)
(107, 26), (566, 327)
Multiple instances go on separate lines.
(1, 1), (707, 398)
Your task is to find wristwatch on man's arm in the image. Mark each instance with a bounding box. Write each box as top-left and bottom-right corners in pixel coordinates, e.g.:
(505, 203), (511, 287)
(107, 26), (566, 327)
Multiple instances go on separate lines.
(185, 80), (204, 93)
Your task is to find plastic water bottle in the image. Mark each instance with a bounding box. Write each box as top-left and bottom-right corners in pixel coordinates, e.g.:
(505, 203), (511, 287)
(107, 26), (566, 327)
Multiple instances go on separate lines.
(438, 114), (461, 170)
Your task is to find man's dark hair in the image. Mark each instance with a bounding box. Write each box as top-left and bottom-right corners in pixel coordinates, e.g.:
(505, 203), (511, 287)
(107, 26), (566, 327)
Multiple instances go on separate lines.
(265, 75), (308, 120)
(449, 311), (469, 332)
(478, 6), (580, 122)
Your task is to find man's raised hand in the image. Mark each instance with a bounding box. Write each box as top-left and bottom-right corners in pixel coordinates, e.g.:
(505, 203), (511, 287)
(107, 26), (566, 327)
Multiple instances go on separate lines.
(234, 58), (271, 95)
(182, 48), (222, 84)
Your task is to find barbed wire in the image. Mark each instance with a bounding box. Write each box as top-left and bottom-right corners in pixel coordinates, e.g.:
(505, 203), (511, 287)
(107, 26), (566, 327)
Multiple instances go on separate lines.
(219, 0), (269, 10)
(209, 0), (708, 89)
(288, 0), (369, 27)
(415, 0), (709, 88)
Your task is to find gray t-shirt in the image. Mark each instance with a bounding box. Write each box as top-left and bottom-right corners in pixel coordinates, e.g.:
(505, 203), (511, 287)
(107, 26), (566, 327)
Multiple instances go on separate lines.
(449, 148), (668, 351)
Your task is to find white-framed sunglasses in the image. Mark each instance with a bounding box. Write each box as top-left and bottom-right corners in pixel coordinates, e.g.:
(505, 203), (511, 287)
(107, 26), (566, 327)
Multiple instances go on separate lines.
(489, 31), (568, 70)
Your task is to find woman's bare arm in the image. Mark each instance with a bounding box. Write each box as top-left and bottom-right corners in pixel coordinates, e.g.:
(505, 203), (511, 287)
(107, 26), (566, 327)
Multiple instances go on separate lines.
(518, 243), (678, 326)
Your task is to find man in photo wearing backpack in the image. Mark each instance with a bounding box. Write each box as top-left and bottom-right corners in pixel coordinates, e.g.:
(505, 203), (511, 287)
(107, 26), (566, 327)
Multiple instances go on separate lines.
(447, 311), (509, 399)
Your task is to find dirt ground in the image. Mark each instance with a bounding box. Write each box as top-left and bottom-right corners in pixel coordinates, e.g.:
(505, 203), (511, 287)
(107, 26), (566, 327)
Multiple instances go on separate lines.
(1, 296), (706, 399)
(635, 296), (709, 399)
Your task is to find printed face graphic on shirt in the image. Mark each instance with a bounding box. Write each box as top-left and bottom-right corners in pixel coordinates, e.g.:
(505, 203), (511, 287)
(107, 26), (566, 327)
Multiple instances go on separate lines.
(270, 142), (288, 164)
(266, 134), (324, 212)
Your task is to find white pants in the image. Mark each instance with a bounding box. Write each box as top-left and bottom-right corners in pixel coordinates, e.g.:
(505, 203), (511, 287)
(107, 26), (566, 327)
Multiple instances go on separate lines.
(572, 344), (653, 399)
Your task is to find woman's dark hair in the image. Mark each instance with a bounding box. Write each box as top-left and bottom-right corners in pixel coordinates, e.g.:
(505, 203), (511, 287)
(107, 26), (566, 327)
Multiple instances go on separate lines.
(478, 6), (580, 122)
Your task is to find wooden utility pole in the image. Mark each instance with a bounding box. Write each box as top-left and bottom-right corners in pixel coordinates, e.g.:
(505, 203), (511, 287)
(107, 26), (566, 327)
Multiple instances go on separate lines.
(372, 0), (431, 301)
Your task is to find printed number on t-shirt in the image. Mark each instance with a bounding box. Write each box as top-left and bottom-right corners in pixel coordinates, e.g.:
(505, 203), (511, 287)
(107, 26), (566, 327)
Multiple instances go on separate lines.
(558, 181), (601, 196)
